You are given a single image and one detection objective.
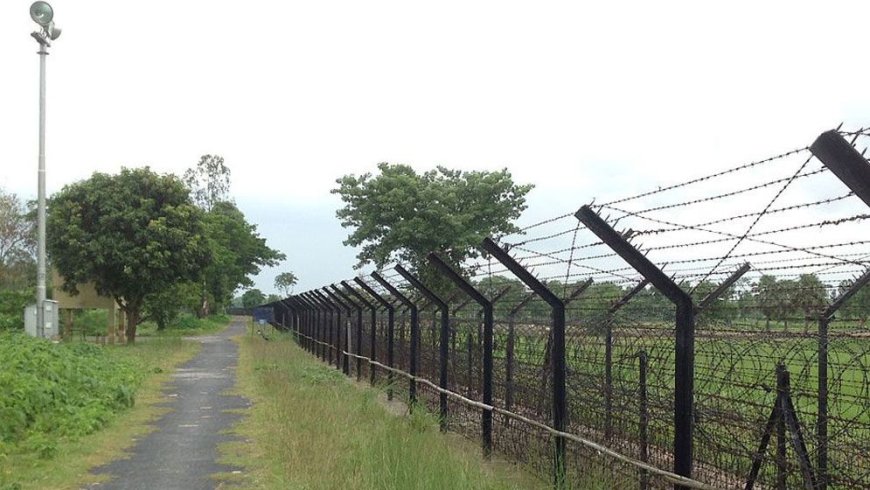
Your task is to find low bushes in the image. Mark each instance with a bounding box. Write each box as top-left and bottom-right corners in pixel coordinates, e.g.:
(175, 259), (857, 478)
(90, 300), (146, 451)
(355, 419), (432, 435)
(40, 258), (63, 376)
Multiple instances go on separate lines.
(0, 333), (142, 458)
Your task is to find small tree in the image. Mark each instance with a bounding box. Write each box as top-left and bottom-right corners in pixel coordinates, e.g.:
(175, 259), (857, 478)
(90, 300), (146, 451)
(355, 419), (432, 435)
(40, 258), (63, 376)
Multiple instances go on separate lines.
(274, 271), (298, 297)
(793, 273), (828, 332)
(754, 275), (779, 331)
(47, 168), (209, 343)
(241, 289), (265, 308)
(839, 279), (870, 327)
(0, 188), (36, 289)
(183, 154), (232, 211)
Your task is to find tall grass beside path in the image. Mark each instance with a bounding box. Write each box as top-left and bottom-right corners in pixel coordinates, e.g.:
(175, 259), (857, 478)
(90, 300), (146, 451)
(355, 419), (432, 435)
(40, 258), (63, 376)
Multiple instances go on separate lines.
(219, 331), (546, 490)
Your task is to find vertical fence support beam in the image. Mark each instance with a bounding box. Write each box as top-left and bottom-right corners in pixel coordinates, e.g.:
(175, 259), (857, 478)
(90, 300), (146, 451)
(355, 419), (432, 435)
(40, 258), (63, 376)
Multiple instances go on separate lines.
(313, 290), (338, 367)
(373, 271), (419, 406)
(395, 264), (450, 432)
(308, 291), (328, 361)
(812, 131), (870, 490)
(303, 292), (325, 360)
(810, 130), (870, 208)
(331, 285), (359, 376)
(576, 205), (696, 487)
(295, 295), (311, 350)
(506, 291), (538, 414)
(639, 350), (649, 490)
(816, 267), (870, 490)
(342, 281), (375, 382)
(539, 279), (593, 415)
(601, 277), (651, 441)
(428, 253), (495, 455)
(323, 288), (351, 374)
(481, 237), (567, 487)
(303, 293), (319, 355)
(355, 278), (393, 389)
(312, 291), (332, 362)
(776, 364), (788, 490)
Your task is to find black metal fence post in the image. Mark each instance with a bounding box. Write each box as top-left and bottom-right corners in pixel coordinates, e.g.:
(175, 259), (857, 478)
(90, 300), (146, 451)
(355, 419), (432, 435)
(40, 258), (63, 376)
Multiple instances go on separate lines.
(428, 253), (496, 452)
(639, 349), (649, 490)
(323, 287), (351, 374)
(600, 278), (650, 441)
(394, 264), (450, 431)
(809, 132), (870, 490)
(331, 284), (359, 376)
(312, 291), (331, 361)
(373, 271), (419, 406)
(355, 278), (393, 390)
(341, 281), (375, 382)
(814, 268), (870, 490)
(482, 237), (568, 487)
(300, 295), (317, 353)
(303, 292), (325, 360)
(576, 205), (696, 487)
(312, 290), (337, 366)
(505, 291), (536, 414)
(288, 295), (308, 350)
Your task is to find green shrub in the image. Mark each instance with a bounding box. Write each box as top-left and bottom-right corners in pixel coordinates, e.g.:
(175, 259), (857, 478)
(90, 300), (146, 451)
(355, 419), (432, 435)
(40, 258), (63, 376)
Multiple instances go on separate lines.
(0, 332), (143, 455)
(75, 309), (109, 336)
(0, 290), (32, 331)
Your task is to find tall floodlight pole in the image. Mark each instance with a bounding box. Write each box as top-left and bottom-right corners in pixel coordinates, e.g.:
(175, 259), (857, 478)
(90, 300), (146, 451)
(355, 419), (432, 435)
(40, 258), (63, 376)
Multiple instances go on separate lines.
(30, 2), (61, 338)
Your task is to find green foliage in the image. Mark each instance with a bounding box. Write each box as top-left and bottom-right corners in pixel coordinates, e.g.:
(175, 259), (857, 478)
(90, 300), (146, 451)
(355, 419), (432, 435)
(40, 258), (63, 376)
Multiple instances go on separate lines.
(137, 313), (230, 338)
(46, 167), (210, 342)
(332, 163), (533, 288)
(0, 332), (143, 457)
(0, 189), (35, 291)
(838, 279), (870, 327)
(183, 154), (232, 211)
(242, 289), (266, 308)
(74, 309), (108, 337)
(198, 202), (285, 313)
(142, 281), (200, 330)
(0, 289), (32, 331)
(274, 272), (298, 297)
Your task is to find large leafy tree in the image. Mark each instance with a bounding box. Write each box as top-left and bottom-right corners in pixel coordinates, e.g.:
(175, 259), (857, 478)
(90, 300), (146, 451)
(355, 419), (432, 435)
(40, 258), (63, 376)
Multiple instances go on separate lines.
(332, 163), (533, 287)
(47, 168), (210, 342)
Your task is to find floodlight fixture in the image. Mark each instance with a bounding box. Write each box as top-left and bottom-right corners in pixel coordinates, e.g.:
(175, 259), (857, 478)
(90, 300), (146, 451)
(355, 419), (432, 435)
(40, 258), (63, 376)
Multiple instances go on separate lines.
(30, 2), (53, 27)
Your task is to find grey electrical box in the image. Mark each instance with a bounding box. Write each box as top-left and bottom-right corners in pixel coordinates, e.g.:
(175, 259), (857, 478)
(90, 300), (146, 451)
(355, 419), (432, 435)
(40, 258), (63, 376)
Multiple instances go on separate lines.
(24, 300), (59, 338)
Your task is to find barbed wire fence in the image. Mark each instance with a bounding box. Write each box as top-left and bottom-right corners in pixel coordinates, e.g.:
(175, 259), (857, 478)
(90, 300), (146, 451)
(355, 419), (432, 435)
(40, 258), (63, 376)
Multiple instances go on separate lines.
(269, 127), (870, 490)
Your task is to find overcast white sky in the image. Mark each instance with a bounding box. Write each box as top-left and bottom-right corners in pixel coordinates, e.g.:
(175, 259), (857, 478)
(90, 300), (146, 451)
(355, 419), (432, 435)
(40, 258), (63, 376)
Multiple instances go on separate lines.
(2, 1), (869, 295)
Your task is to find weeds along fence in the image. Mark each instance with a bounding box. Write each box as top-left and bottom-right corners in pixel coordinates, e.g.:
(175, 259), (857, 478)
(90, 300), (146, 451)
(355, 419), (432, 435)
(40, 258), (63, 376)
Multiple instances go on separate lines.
(266, 127), (870, 490)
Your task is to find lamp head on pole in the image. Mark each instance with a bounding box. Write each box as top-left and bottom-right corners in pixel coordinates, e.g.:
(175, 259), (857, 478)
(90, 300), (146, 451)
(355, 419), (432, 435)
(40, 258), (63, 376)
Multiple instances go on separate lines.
(30, 2), (60, 44)
(29, 1), (53, 26)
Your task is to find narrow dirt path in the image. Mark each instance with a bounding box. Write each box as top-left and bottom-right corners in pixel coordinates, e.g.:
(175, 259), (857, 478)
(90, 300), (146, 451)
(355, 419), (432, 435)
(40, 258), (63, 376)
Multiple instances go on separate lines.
(87, 319), (249, 490)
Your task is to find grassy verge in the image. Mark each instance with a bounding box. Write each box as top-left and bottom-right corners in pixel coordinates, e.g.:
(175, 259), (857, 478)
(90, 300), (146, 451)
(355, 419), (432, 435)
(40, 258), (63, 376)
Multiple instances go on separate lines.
(0, 336), (201, 490)
(219, 331), (546, 490)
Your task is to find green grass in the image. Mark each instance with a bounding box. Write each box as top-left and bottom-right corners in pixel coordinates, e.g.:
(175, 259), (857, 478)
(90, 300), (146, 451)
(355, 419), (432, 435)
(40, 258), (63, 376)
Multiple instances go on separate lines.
(0, 335), (201, 489)
(218, 331), (548, 490)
